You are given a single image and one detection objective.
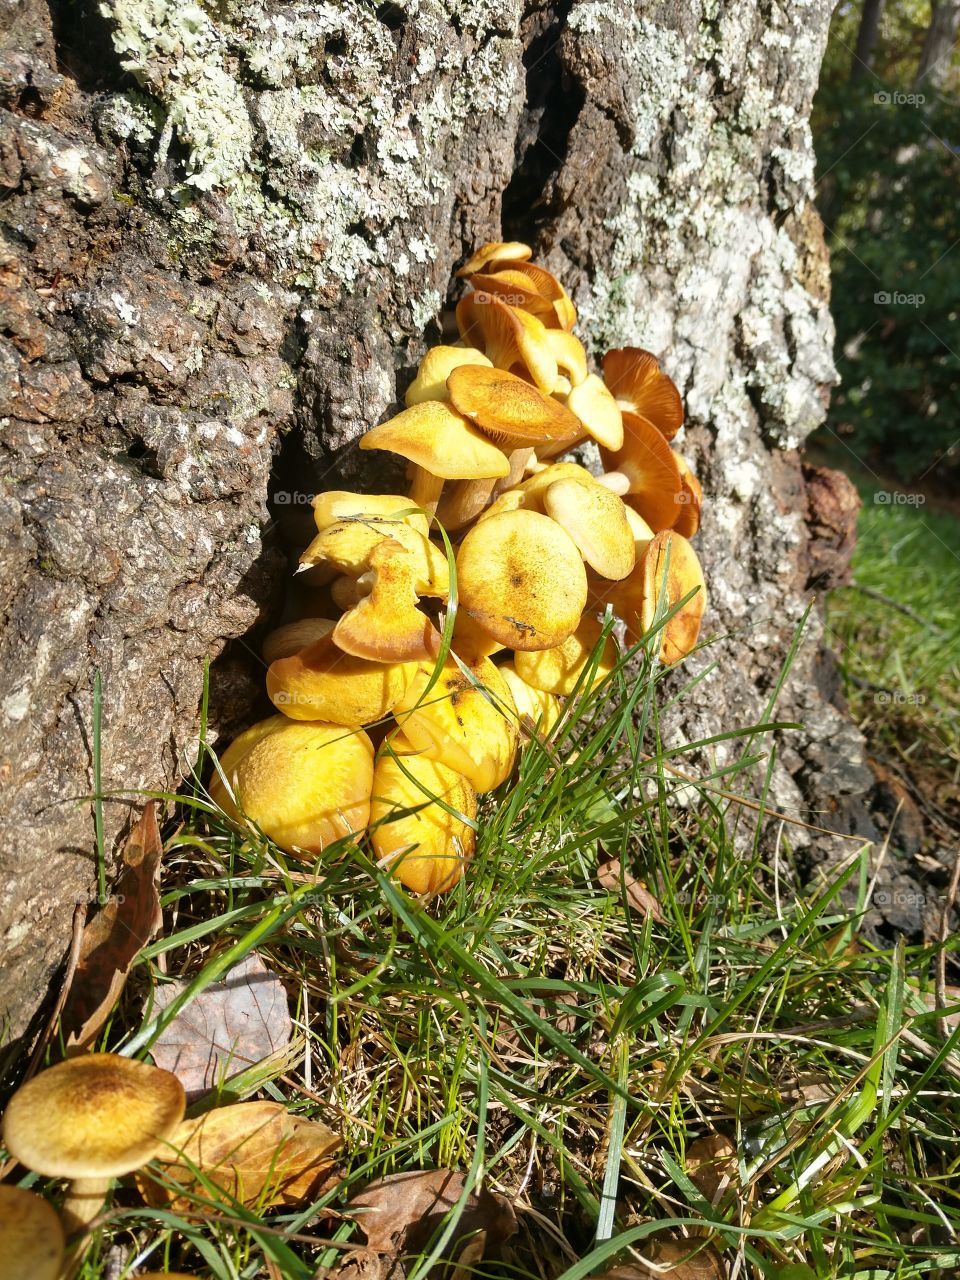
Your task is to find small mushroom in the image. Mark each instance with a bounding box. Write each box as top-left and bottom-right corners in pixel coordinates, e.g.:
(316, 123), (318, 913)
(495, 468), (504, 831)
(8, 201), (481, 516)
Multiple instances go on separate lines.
(359, 401), (510, 513)
(544, 329), (588, 386)
(267, 632), (415, 724)
(0, 1184), (65, 1279)
(301, 517), (448, 597)
(311, 491), (429, 539)
(2, 1054), (186, 1235)
(452, 610), (506, 661)
(393, 655), (518, 793)
(514, 615), (617, 696)
(456, 292), (558, 392)
(609, 529), (706, 662)
(437, 365), (582, 527)
(209, 715), (374, 856)
(541, 476), (636, 581)
(601, 347), (684, 440)
(598, 411), (684, 532)
(566, 373), (624, 452)
(456, 509), (587, 651)
(371, 732), (477, 894)
(460, 268), (558, 326)
(499, 662), (562, 735)
(262, 617), (335, 665)
(467, 259), (577, 330)
(457, 240), (532, 276)
(404, 345), (492, 406)
(333, 540), (443, 662)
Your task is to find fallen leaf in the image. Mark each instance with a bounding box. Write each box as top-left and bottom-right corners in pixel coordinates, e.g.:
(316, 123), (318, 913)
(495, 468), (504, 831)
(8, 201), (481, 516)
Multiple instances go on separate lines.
(62, 803), (164, 1052)
(151, 952), (292, 1100)
(601, 1235), (723, 1279)
(139, 1099), (341, 1210)
(598, 859), (665, 923)
(685, 1133), (737, 1203)
(347, 1169), (516, 1279)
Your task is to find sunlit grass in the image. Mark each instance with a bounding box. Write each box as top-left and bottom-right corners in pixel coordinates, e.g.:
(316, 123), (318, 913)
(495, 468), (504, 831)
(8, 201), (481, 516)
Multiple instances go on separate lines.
(8, 601), (960, 1279)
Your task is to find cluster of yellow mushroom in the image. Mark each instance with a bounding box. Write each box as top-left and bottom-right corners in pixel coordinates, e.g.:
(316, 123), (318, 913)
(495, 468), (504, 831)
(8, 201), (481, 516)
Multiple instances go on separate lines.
(210, 242), (707, 896)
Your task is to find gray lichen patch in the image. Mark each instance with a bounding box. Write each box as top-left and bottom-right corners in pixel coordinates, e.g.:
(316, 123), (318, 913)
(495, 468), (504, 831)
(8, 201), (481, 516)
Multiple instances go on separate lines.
(99, 0), (523, 310)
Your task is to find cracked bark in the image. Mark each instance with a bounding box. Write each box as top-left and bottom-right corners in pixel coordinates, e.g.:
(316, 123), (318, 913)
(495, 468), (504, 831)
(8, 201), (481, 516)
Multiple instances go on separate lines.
(0, 0), (881, 1061)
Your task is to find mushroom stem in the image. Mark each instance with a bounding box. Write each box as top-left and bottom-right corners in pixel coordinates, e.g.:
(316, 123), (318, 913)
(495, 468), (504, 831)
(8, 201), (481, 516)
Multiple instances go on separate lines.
(435, 477), (498, 531)
(491, 447), (535, 500)
(60, 1176), (111, 1236)
(407, 466), (444, 514)
(594, 470), (631, 496)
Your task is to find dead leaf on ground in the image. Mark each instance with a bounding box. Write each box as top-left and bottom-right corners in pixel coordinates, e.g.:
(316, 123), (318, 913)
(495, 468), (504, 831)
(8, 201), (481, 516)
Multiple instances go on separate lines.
(597, 859), (665, 923)
(138, 1099), (341, 1210)
(61, 802), (164, 1052)
(151, 952), (292, 1100)
(601, 1234), (723, 1279)
(346, 1169), (516, 1280)
(685, 1133), (738, 1203)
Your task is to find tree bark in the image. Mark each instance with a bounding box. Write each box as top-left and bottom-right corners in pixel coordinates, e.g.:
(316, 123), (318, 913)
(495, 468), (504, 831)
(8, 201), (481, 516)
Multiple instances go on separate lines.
(0, 0), (872, 1059)
(914, 0), (960, 90)
(851, 0), (886, 81)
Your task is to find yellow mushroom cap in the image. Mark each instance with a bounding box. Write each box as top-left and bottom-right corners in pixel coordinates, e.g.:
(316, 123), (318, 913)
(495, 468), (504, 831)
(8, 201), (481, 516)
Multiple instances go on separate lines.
(332, 540), (442, 663)
(456, 509), (588, 651)
(602, 347), (683, 440)
(457, 240), (533, 276)
(209, 716), (373, 856)
(262, 617), (335, 665)
(623, 502), (656, 553)
(405, 346), (493, 406)
(0, 1185), (65, 1280)
(610, 530), (706, 662)
(514, 615), (617, 696)
(2, 1055), (185, 1180)
(371, 733), (477, 894)
(359, 401), (511, 480)
(311, 491), (429, 539)
(566, 373), (624, 450)
(599, 411), (683, 532)
(301, 518), (448, 597)
(542, 477), (636, 581)
(451, 610), (505, 661)
(394, 656), (518, 793)
(499, 662), (561, 734)
(267, 633), (414, 724)
(446, 364), (582, 449)
(492, 259), (577, 330)
(460, 269), (559, 326)
(455, 293), (559, 393)
(543, 329), (588, 386)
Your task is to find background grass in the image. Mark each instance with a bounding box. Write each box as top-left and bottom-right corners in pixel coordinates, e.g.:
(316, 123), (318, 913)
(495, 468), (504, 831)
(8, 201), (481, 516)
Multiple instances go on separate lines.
(14, 611), (957, 1280)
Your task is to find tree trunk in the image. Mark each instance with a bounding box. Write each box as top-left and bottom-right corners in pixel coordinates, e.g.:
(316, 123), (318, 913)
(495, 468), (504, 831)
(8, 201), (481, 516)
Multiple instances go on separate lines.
(851, 0), (886, 81)
(914, 0), (960, 90)
(0, 0), (871, 1060)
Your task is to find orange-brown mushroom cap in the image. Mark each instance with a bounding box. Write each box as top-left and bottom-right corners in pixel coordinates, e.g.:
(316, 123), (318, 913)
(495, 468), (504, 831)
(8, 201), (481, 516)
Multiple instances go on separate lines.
(0, 1185), (65, 1280)
(599, 411), (684, 532)
(672, 454), (703, 538)
(602, 347), (684, 440)
(610, 530), (706, 663)
(456, 293), (558, 393)
(446, 364), (582, 449)
(457, 240), (532, 276)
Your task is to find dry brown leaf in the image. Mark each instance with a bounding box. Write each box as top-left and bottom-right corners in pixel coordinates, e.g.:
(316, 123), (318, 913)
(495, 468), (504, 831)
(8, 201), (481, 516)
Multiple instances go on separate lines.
(62, 803), (164, 1052)
(685, 1133), (737, 1203)
(602, 1234), (723, 1279)
(151, 952), (292, 1099)
(597, 859), (665, 923)
(347, 1169), (516, 1277)
(138, 1099), (341, 1210)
